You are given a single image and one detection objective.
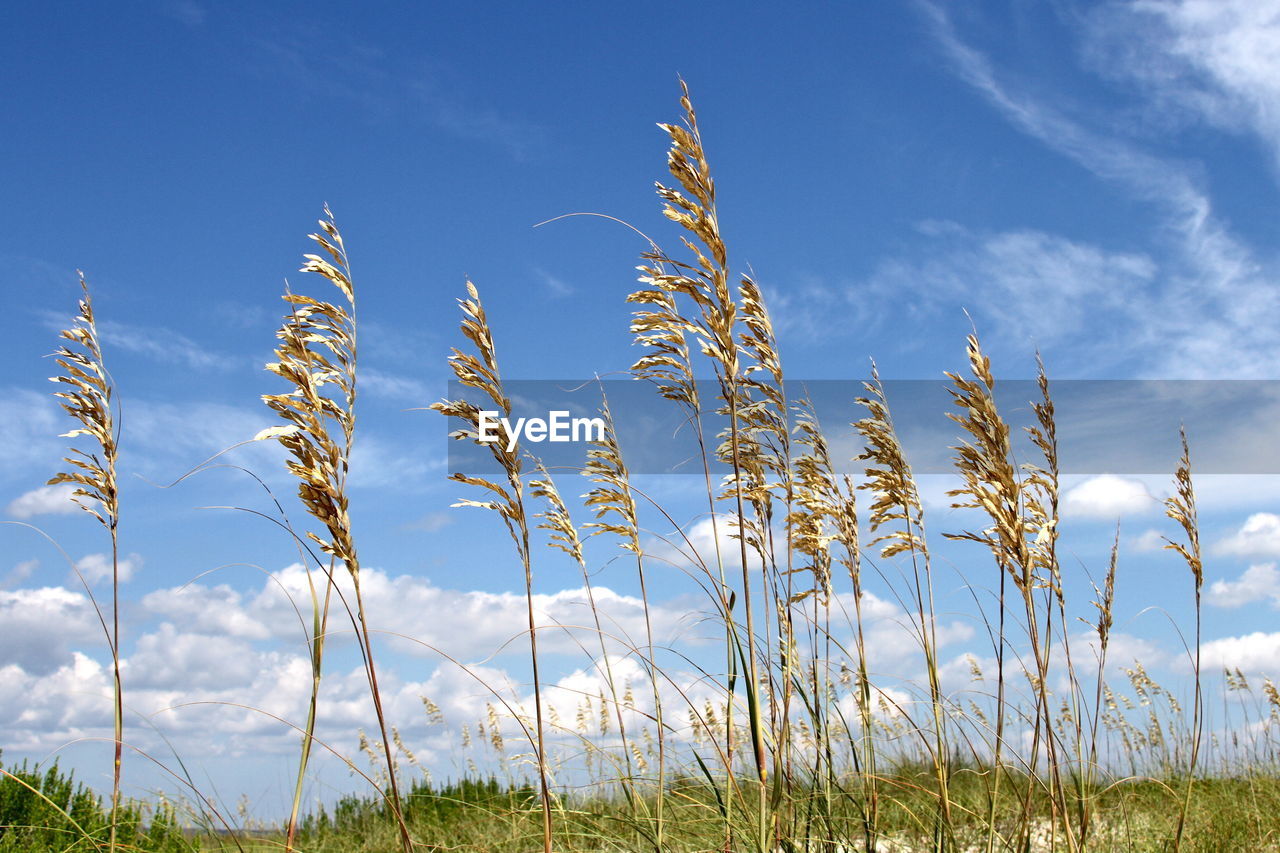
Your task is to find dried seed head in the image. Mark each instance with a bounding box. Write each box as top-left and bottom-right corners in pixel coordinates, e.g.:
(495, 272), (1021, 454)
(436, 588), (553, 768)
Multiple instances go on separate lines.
(529, 461), (585, 565)
(855, 363), (928, 560)
(1163, 428), (1202, 590)
(258, 206), (361, 573)
(943, 334), (1035, 590)
(582, 391), (641, 554)
(49, 275), (119, 531)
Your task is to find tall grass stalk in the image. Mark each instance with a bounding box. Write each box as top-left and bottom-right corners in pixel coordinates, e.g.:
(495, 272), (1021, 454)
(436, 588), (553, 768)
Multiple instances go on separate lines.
(636, 80), (773, 850)
(258, 207), (410, 853)
(583, 391), (668, 850)
(49, 275), (122, 851)
(1165, 428), (1203, 852)
(855, 364), (952, 849)
(432, 281), (555, 853)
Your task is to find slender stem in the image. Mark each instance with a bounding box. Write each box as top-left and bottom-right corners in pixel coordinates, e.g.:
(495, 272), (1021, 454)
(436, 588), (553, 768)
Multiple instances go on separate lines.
(634, 551), (666, 852)
(518, 523), (554, 853)
(1174, 589), (1203, 851)
(108, 524), (122, 853)
(285, 560), (337, 852)
(353, 574), (412, 853)
(727, 387), (770, 852)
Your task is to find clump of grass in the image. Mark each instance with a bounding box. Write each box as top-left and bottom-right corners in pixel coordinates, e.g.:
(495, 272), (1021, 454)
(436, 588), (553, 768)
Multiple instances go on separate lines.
(18, 82), (1264, 853)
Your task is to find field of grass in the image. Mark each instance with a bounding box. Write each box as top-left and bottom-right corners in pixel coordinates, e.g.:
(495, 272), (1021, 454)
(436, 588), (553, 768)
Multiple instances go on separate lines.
(5, 83), (1280, 852)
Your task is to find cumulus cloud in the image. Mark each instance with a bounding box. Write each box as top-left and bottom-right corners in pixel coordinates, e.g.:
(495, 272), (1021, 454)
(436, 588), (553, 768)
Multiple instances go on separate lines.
(1131, 528), (1167, 552)
(74, 553), (141, 586)
(1206, 563), (1280, 609)
(1063, 475), (1156, 518)
(645, 514), (770, 574)
(0, 586), (103, 675)
(142, 583), (270, 639)
(1214, 512), (1280, 559)
(0, 389), (61, 476)
(5, 484), (78, 519)
(1202, 631), (1280, 674)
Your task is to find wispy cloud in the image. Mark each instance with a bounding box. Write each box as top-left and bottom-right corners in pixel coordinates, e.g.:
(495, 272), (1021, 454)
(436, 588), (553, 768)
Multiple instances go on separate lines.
(5, 484), (77, 520)
(243, 26), (545, 160)
(917, 1), (1280, 378)
(159, 0), (206, 27)
(764, 224), (1159, 372)
(98, 320), (235, 370)
(1084, 0), (1280, 173)
(0, 389), (62, 477)
(533, 266), (574, 298)
(40, 311), (235, 371)
(360, 366), (430, 402)
(403, 510), (454, 533)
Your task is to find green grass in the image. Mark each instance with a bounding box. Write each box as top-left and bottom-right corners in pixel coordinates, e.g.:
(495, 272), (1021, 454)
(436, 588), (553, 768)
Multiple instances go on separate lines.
(8, 757), (1280, 851)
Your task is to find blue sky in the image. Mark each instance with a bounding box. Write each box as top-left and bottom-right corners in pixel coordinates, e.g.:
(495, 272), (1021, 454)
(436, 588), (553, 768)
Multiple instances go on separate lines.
(4, 0), (1280, 820)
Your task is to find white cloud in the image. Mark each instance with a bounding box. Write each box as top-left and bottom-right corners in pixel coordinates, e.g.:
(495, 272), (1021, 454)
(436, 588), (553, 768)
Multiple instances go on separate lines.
(162, 0), (207, 27)
(127, 623), (263, 690)
(1087, 0), (1280, 170)
(121, 400), (281, 478)
(1202, 630), (1280, 674)
(763, 227), (1157, 361)
(1207, 563), (1280, 608)
(0, 389), (61, 476)
(3, 559), (38, 588)
(347, 435), (441, 489)
(0, 586), (103, 675)
(248, 563), (697, 661)
(404, 511), (454, 533)
(645, 514), (769, 575)
(360, 367), (430, 402)
(142, 583), (270, 639)
(879, 227), (1156, 352)
(95, 319), (233, 371)
(921, 2), (1280, 378)
(1131, 528), (1166, 552)
(1215, 512), (1280, 558)
(1063, 475), (1156, 518)
(74, 552), (141, 585)
(6, 484), (78, 519)
(533, 267), (574, 298)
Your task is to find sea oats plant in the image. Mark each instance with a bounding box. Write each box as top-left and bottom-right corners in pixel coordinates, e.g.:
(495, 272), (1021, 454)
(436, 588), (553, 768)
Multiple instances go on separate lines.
(258, 206), (410, 853)
(582, 390), (667, 850)
(1164, 428), (1202, 853)
(431, 281), (555, 853)
(855, 363), (952, 850)
(48, 275), (124, 852)
(640, 80), (773, 852)
(15, 82), (1260, 853)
